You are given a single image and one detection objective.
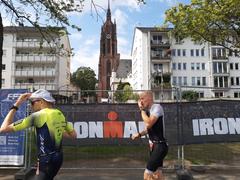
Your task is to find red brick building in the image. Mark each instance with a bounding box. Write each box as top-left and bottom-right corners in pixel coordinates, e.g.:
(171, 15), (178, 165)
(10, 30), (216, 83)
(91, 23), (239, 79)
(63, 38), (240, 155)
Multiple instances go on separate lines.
(98, 2), (120, 102)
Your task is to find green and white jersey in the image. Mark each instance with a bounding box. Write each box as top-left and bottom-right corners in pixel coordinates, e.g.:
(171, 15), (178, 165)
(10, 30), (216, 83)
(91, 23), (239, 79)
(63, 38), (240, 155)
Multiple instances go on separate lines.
(13, 108), (74, 155)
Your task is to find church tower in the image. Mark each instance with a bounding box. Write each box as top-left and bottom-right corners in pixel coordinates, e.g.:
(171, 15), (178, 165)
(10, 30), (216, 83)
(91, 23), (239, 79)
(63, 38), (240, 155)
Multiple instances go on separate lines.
(98, 1), (120, 101)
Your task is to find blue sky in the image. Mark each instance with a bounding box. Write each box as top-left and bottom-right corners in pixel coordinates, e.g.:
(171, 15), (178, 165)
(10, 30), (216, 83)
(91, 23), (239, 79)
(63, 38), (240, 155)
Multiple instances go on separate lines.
(2, 0), (190, 75)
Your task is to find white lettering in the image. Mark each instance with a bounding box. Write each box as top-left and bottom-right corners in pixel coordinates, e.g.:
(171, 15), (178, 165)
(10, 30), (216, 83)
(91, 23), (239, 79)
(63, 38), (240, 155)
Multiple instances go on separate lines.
(192, 118), (240, 136)
(123, 121), (138, 138)
(192, 119), (200, 136)
(89, 121), (103, 138)
(74, 122), (88, 138)
(7, 93), (21, 100)
(228, 118), (240, 134)
(199, 118), (214, 135)
(214, 118), (228, 134)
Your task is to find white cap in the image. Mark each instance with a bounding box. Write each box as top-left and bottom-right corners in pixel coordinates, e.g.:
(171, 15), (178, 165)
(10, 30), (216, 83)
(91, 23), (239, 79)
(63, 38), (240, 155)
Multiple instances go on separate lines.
(29, 89), (55, 103)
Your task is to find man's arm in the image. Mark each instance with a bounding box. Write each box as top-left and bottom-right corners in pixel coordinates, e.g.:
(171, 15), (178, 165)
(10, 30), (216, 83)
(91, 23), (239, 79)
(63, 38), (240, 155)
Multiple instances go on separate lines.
(63, 130), (77, 138)
(64, 122), (77, 138)
(0, 93), (31, 133)
(132, 128), (148, 140)
(140, 110), (158, 129)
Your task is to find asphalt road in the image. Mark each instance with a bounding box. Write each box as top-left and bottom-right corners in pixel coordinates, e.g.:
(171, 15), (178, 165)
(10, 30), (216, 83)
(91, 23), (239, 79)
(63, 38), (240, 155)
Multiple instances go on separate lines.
(2, 167), (240, 180)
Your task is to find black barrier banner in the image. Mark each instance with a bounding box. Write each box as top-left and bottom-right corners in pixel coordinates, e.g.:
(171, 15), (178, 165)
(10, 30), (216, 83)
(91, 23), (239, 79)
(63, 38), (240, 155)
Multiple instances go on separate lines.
(58, 100), (240, 146)
(180, 100), (240, 144)
(59, 103), (178, 145)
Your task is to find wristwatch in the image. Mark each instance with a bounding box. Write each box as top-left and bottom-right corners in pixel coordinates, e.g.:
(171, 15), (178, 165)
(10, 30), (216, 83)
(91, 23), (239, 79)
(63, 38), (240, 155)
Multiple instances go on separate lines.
(10, 105), (19, 111)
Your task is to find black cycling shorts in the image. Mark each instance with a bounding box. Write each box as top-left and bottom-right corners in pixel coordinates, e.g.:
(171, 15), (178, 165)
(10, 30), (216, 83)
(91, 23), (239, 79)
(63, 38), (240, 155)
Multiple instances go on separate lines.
(146, 142), (168, 172)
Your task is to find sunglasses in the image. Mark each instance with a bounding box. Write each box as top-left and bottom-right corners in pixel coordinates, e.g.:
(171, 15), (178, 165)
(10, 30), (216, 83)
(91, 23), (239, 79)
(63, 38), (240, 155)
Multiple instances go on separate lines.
(30, 99), (41, 105)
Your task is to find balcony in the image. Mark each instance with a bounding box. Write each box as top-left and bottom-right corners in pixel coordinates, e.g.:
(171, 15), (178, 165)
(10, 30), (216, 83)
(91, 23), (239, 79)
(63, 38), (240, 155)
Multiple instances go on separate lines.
(15, 54), (57, 63)
(13, 83), (57, 91)
(151, 40), (170, 47)
(14, 70), (56, 77)
(151, 73), (171, 89)
(212, 55), (228, 60)
(15, 40), (56, 48)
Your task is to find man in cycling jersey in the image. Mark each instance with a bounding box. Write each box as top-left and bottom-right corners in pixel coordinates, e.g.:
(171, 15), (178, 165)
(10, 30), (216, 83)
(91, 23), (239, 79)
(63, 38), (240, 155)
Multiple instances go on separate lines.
(0, 89), (76, 180)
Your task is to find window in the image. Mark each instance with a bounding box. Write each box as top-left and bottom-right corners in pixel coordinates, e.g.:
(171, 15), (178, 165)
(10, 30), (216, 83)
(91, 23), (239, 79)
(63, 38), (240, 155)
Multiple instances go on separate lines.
(236, 77), (239, 86)
(196, 63), (200, 70)
(178, 77), (182, 85)
(202, 63), (205, 70)
(2, 64), (6, 70)
(182, 49), (186, 56)
(3, 50), (6, 57)
(234, 92), (240, 98)
(183, 63), (187, 70)
(1, 79), (5, 85)
(231, 77), (234, 86)
(192, 77), (195, 86)
(152, 35), (162, 44)
(230, 63), (233, 70)
(218, 63), (223, 73)
(198, 92), (204, 98)
(215, 92), (223, 98)
(173, 76), (177, 85)
(154, 92), (160, 100)
(213, 62), (227, 73)
(196, 49), (199, 56)
(151, 47), (163, 58)
(202, 77), (206, 86)
(191, 63), (195, 70)
(201, 49), (205, 56)
(178, 63), (181, 70)
(235, 63), (239, 70)
(214, 76), (228, 87)
(191, 49), (194, 56)
(153, 64), (163, 71)
(171, 49), (176, 56)
(183, 76), (187, 85)
(177, 49), (181, 56)
(212, 48), (226, 59)
(172, 63), (176, 70)
(197, 77), (201, 86)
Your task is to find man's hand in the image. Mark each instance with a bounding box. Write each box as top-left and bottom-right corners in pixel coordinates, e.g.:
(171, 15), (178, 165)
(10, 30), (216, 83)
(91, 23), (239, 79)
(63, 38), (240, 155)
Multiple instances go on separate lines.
(131, 133), (141, 140)
(138, 100), (143, 110)
(15, 93), (31, 107)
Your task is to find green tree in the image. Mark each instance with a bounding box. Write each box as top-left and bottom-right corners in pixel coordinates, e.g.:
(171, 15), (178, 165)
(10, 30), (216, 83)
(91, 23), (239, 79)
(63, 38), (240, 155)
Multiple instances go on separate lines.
(71, 67), (97, 97)
(114, 82), (138, 103)
(182, 90), (198, 101)
(165, 0), (240, 51)
(114, 81), (129, 102)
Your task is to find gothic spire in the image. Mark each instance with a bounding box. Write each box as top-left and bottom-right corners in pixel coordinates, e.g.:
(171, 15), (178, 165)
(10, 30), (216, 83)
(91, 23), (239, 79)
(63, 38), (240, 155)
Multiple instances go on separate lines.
(107, 0), (111, 21)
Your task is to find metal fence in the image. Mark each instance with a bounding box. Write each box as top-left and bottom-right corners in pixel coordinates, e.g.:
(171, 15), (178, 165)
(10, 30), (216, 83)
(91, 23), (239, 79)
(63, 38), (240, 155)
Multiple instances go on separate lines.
(24, 87), (240, 172)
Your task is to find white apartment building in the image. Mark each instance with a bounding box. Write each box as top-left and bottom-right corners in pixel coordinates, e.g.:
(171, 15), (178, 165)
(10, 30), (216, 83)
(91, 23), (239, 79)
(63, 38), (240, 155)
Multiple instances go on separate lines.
(131, 27), (240, 100)
(2, 26), (71, 92)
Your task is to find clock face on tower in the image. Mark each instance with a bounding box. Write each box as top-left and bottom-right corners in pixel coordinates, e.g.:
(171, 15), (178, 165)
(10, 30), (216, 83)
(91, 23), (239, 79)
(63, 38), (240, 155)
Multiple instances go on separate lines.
(106, 34), (111, 39)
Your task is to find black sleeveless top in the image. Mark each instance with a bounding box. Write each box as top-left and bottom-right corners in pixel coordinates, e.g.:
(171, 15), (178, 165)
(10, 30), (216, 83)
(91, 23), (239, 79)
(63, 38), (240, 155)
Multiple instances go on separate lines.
(146, 104), (166, 142)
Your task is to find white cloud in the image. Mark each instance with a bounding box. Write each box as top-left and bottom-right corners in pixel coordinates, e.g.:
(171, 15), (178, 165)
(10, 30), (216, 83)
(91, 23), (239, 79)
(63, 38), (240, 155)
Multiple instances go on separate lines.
(112, 9), (128, 35)
(118, 36), (131, 56)
(71, 36), (99, 75)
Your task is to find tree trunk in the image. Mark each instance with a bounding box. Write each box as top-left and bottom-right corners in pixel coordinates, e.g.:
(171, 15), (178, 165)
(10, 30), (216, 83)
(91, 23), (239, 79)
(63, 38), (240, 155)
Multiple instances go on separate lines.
(0, 13), (3, 89)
